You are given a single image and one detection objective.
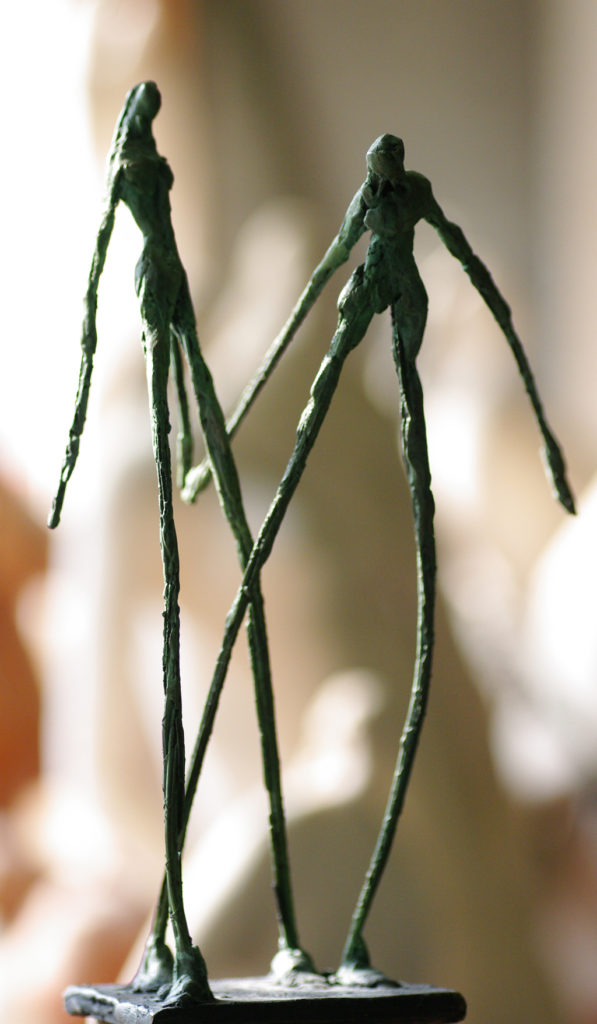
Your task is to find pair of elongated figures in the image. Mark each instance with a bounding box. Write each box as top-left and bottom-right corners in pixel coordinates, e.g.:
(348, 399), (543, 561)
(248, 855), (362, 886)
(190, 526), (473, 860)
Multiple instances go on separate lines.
(50, 82), (575, 1006)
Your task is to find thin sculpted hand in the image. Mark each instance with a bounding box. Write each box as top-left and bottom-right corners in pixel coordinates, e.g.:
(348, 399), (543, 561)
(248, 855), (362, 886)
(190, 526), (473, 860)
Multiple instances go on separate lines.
(49, 82), (311, 1005)
(182, 133), (575, 987)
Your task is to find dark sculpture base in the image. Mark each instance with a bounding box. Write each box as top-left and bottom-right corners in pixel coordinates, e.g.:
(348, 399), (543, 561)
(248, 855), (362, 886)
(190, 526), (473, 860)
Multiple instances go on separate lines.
(64, 976), (466, 1024)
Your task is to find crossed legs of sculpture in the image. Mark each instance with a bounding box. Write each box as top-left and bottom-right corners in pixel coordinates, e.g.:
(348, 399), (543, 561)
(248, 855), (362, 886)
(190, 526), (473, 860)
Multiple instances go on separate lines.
(133, 276), (309, 999)
(174, 269), (436, 984)
(139, 307), (212, 1003)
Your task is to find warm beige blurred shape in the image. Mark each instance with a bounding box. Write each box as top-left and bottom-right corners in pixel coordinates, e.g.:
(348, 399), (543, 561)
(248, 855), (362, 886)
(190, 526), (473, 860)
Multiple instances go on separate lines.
(1, 2), (596, 1024)
(0, 483), (44, 809)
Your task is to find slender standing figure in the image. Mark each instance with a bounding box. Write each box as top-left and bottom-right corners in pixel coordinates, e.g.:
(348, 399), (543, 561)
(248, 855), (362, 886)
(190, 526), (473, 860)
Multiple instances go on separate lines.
(180, 133), (575, 986)
(48, 82), (310, 1004)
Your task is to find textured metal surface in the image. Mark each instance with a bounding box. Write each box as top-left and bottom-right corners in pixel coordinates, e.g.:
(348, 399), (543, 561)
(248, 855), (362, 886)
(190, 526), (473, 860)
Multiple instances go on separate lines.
(65, 978), (466, 1024)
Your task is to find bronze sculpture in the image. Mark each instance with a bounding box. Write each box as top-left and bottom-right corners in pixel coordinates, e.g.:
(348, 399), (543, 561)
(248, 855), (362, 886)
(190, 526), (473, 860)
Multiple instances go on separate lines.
(50, 81), (574, 1021)
(49, 81), (309, 1008)
(181, 129), (574, 986)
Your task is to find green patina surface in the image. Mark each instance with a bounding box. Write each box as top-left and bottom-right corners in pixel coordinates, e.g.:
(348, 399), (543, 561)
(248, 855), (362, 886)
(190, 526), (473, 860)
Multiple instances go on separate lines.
(50, 82), (574, 1013)
(48, 82), (307, 1007)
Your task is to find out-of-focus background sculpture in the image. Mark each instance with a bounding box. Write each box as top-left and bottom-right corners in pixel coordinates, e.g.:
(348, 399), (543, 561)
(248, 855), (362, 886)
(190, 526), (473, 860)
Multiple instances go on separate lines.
(1, 4), (596, 1024)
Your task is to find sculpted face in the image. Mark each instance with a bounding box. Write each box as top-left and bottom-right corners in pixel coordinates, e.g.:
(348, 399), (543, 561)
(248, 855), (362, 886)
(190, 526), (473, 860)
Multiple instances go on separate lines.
(366, 134), (405, 185)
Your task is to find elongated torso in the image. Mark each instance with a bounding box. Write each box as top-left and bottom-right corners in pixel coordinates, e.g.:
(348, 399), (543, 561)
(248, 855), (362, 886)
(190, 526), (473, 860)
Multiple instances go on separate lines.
(362, 170), (432, 314)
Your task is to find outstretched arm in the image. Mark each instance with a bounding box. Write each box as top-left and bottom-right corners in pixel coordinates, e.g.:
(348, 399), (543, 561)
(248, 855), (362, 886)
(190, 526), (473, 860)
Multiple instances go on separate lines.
(47, 84), (160, 528)
(181, 185), (370, 503)
(426, 197), (575, 515)
(48, 176), (121, 528)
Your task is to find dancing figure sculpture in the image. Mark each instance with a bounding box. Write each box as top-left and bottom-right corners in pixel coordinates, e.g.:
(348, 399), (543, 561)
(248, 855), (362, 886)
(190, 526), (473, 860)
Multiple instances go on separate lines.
(52, 81), (574, 1020)
(49, 82), (310, 1006)
(180, 132), (575, 986)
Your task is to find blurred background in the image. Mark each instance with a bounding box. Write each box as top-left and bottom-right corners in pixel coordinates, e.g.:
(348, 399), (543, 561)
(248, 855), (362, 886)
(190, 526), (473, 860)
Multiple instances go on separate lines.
(1, 2), (596, 1022)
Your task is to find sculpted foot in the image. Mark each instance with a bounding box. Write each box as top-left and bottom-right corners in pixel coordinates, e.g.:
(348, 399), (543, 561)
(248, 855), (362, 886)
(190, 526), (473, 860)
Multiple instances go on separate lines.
(332, 962), (400, 988)
(163, 946), (213, 1006)
(270, 946), (323, 986)
(131, 937), (174, 996)
(332, 937), (400, 988)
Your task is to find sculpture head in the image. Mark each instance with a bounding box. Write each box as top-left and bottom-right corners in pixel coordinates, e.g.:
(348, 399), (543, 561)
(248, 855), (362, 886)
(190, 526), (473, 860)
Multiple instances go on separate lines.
(366, 134), (405, 185)
(129, 81), (161, 124)
(110, 81), (161, 161)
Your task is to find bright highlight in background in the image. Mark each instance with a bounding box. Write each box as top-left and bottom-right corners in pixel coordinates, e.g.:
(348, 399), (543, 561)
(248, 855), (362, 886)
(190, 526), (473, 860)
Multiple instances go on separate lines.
(0, 1), (140, 509)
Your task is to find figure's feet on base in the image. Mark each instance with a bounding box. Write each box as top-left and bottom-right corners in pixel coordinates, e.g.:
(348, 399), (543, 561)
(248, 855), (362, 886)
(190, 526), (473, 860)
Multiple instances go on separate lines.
(331, 962), (400, 988)
(131, 936), (174, 996)
(332, 936), (400, 989)
(269, 945), (323, 987)
(164, 945), (213, 1006)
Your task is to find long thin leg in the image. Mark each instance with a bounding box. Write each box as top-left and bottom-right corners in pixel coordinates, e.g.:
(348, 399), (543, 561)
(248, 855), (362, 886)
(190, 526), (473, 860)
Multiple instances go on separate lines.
(138, 319), (211, 1002)
(339, 304), (436, 981)
(149, 288), (372, 972)
(174, 291), (306, 966)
